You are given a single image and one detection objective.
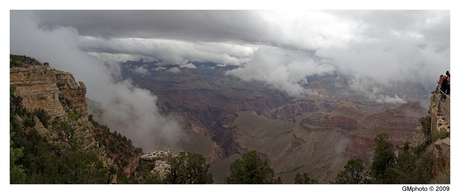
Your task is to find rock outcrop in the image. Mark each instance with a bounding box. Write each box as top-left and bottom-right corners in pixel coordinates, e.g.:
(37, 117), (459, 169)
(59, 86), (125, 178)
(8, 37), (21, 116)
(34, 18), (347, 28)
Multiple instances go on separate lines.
(56, 71), (88, 119)
(271, 98), (320, 121)
(10, 65), (88, 120)
(140, 150), (175, 179)
(427, 91), (450, 178)
(430, 138), (450, 177)
(10, 64), (139, 183)
(10, 65), (66, 117)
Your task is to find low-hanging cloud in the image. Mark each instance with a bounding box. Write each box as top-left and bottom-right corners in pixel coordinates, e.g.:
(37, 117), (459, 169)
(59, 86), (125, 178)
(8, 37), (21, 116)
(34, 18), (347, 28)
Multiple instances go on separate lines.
(10, 11), (186, 152)
(180, 62), (197, 69)
(167, 67), (181, 74)
(78, 36), (254, 66)
(226, 46), (336, 96)
(132, 65), (150, 76)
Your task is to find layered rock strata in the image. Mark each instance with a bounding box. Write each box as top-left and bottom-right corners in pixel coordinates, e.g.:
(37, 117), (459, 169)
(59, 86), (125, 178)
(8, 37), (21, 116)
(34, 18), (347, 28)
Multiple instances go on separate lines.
(11, 64), (139, 182)
(10, 65), (66, 117)
(56, 71), (88, 118)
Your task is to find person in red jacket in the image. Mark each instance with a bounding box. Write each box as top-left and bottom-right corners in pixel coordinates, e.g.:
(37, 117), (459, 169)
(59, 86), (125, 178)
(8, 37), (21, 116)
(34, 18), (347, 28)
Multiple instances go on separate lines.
(438, 75), (444, 92)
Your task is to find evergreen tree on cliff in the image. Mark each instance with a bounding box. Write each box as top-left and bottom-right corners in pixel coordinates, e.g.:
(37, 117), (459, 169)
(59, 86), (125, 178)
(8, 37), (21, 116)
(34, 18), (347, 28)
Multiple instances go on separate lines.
(164, 152), (214, 184)
(226, 150), (281, 184)
(369, 133), (397, 183)
(332, 158), (368, 184)
(10, 132), (26, 184)
(295, 172), (318, 184)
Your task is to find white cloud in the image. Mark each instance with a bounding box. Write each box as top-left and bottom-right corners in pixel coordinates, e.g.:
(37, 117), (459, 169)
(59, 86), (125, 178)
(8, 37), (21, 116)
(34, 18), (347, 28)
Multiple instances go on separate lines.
(132, 65), (150, 76)
(167, 67), (181, 74)
(226, 46), (335, 96)
(153, 67), (167, 71)
(79, 37), (255, 67)
(180, 62), (197, 69)
(10, 11), (186, 152)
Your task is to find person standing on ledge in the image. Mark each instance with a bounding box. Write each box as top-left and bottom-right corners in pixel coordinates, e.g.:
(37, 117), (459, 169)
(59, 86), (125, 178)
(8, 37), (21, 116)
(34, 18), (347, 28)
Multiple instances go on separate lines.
(446, 71), (450, 96)
(441, 75), (448, 101)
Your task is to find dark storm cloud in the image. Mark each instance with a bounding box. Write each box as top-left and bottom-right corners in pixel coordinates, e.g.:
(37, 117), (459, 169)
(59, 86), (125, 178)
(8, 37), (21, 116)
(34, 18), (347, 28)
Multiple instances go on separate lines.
(12, 10), (451, 103)
(35, 10), (276, 43)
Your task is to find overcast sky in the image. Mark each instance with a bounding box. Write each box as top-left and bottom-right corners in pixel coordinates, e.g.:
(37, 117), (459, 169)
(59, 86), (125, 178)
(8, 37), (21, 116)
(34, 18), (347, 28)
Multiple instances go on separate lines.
(11, 10), (450, 98)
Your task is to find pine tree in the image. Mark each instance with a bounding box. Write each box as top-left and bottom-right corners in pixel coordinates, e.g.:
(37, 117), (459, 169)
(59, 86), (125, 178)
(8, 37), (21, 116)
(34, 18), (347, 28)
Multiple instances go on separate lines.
(164, 152), (214, 184)
(332, 158), (368, 184)
(295, 172), (318, 184)
(10, 132), (26, 184)
(369, 133), (397, 183)
(226, 150), (280, 184)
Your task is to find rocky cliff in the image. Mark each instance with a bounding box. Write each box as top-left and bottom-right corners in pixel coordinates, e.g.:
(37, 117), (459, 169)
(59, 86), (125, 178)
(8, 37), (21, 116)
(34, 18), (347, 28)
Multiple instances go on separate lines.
(56, 71), (88, 118)
(140, 150), (175, 179)
(426, 91), (450, 178)
(10, 65), (66, 118)
(345, 99), (427, 163)
(10, 64), (140, 183)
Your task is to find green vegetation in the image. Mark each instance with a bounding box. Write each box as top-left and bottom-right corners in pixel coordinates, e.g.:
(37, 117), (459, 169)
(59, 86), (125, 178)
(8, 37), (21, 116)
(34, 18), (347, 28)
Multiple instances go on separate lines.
(369, 133), (397, 183)
(419, 115), (431, 136)
(89, 113), (142, 180)
(10, 86), (27, 120)
(226, 150), (281, 184)
(431, 127), (449, 142)
(10, 90), (108, 183)
(163, 152), (214, 184)
(32, 108), (51, 128)
(10, 113), (108, 183)
(59, 96), (74, 111)
(332, 133), (435, 184)
(295, 172), (318, 184)
(435, 167), (450, 184)
(331, 158), (367, 184)
(10, 54), (41, 67)
(10, 132), (26, 184)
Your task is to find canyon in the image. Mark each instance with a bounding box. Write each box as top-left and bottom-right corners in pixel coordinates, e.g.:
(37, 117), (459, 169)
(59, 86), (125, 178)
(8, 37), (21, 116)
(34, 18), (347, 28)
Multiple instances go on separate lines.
(118, 61), (434, 183)
(11, 60), (449, 184)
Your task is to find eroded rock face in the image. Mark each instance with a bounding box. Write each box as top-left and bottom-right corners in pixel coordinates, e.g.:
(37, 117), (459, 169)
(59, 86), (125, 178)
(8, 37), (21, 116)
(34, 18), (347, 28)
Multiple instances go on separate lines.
(10, 66), (66, 117)
(140, 150), (175, 179)
(179, 112), (209, 137)
(432, 138), (450, 176)
(427, 92), (450, 177)
(429, 94), (450, 133)
(33, 115), (48, 135)
(56, 71), (88, 119)
(271, 98), (320, 121)
(10, 65), (89, 120)
(11, 64), (142, 183)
